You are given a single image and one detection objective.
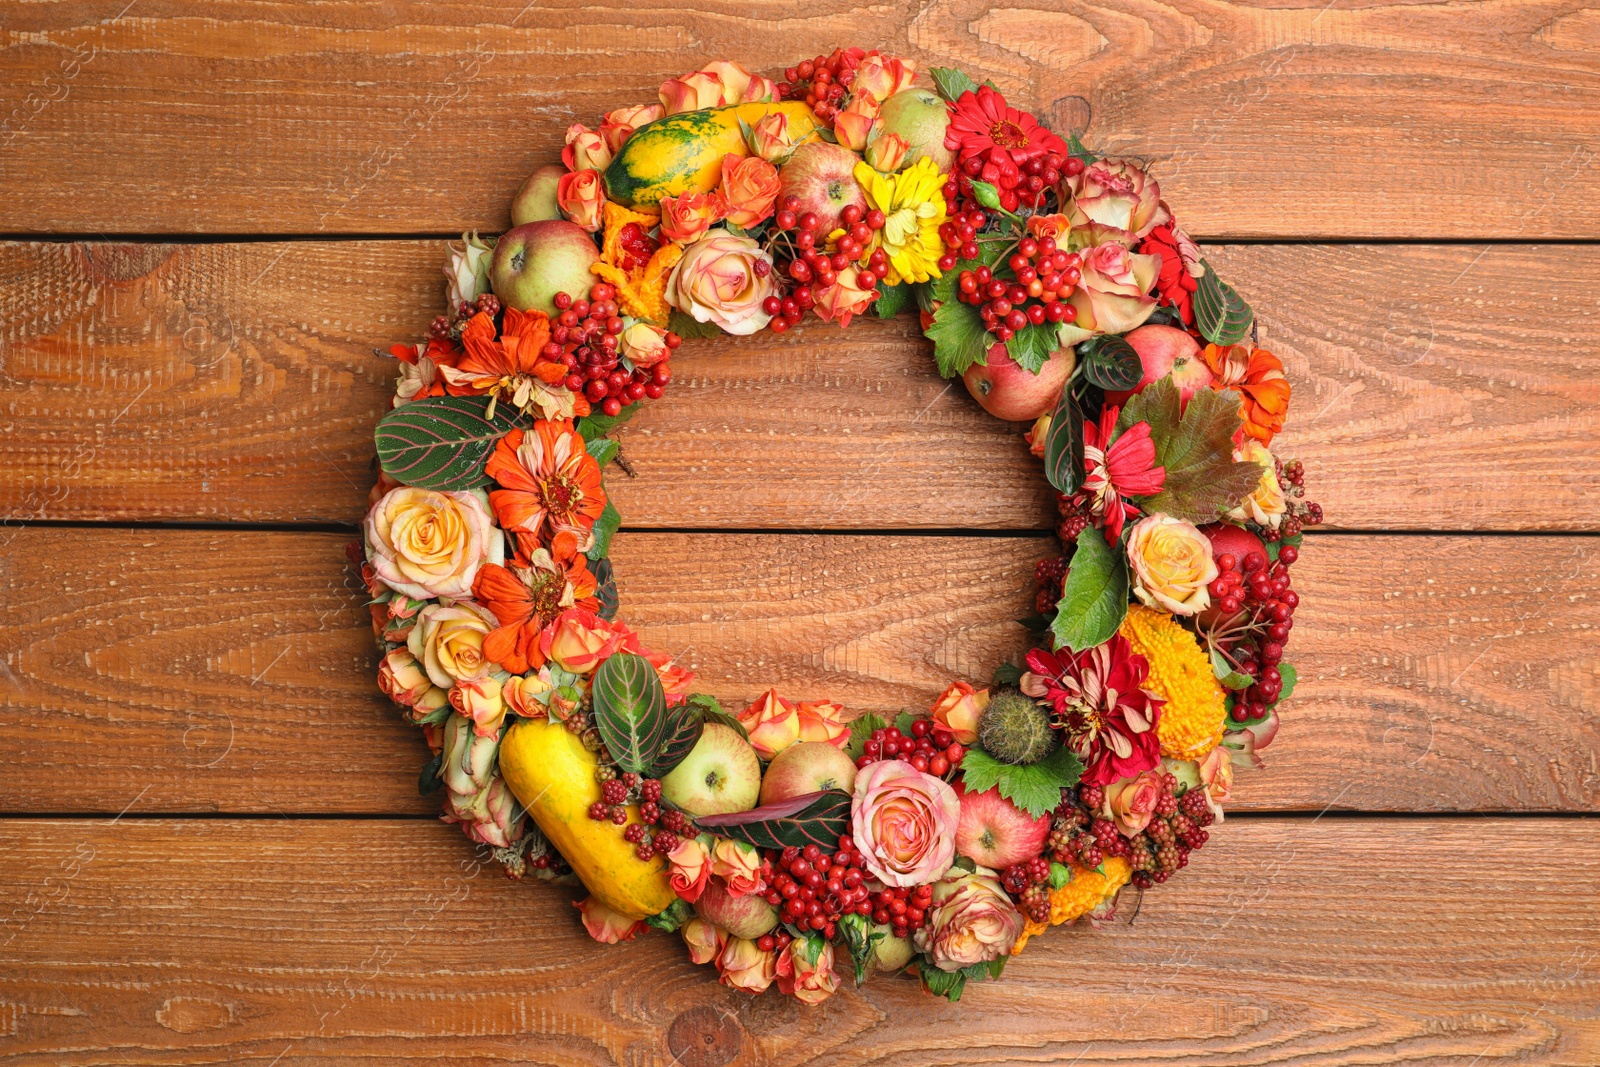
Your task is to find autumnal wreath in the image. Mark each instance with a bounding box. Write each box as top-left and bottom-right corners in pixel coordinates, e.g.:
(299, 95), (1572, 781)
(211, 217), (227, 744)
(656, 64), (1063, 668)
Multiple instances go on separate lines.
(357, 49), (1323, 1003)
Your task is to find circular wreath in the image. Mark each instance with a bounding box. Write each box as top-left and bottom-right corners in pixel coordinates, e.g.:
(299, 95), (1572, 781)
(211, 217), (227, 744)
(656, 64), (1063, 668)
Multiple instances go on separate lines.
(358, 48), (1323, 1004)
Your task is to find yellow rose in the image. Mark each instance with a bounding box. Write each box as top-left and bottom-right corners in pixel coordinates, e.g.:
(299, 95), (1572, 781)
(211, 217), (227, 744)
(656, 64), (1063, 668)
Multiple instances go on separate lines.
(737, 689), (800, 760)
(1226, 441), (1285, 529)
(408, 600), (501, 688)
(929, 681), (988, 745)
(363, 486), (503, 601)
(1125, 514), (1218, 616)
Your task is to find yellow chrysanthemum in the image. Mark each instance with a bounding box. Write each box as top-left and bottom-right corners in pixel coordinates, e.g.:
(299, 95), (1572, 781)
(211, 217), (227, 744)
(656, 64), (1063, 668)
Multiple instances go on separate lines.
(1010, 857), (1132, 956)
(851, 157), (947, 286)
(1119, 604), (1227, 760)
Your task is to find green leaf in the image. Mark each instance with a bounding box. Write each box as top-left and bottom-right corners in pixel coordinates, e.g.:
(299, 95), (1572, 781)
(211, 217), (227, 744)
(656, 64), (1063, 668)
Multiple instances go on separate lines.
(846, 711), (888, 760)
(839, 913), (883, 986)
(1265, 531), (1303, 562)
(1079, 334), (1143, 392)
(929, 66), (979, 103)
(919, 960), (968, 1001)
(969, 180), (1002, 211)
(649, 702), (705, 779)
(1116, 378), (1266, 523)
(576, 403), (638, 440)
(1048, 862), (1072, 889)
(694, 790), (852, 850)
(585, 436), (620, 468)
(925, 289), (992, 378)
(646, 898), (694, 932)
(875, 281), (912, 319)
(992, 662), (1023, 687)
(591, 556), (619, 620)
(957, 745), (1083, 818)
(1042, 387), (1084, 495)
(590, 652), (668, 774)
(374, 394), (524, 491)
(1194, 259), (1254, 346)
(586, 499), (621, 561)
(894, 711), (917, 736)
(985, 955), (1007, 980)
(418, 752), (443, 795)
(1210, 646), (1254, 691)
(1050, 527), (1129, 653)
(687, 692), (748, 740)
(1273, 662), (1298, 706)
(1005, 320), (1059, 374)
(667, 309), (723, 340)
(1066, 132), (1097, 167)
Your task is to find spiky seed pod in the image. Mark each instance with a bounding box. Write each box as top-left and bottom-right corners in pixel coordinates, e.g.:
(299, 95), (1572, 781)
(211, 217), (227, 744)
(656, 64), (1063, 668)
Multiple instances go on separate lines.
(977, 688), (1057, 765)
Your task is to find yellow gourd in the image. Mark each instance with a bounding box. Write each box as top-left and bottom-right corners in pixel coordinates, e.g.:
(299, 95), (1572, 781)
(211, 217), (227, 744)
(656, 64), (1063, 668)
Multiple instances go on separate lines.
(603, 100), (820, 208)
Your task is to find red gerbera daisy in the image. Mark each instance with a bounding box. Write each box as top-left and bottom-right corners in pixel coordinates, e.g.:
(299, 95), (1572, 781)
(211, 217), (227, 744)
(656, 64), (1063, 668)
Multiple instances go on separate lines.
(1024, 635), (1163, 787)
(944, 85), (1068, 190)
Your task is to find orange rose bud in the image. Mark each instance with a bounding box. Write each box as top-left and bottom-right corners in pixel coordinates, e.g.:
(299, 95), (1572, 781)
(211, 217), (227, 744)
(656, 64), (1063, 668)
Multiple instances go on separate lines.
(719, 154), (781, 229)
(556, 169), (606, 232)
(658, 190), (727, 244)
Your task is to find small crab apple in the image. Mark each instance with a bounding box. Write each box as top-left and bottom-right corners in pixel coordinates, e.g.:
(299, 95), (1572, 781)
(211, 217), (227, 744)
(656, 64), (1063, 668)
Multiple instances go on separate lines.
(962, 341), (1077, 422)
(877, 88), (955, 172)
(759, 741), (858, 805)
(777, 141), (869, 236)
(1105, 324), (1213, 407)
(694, 877), (779, 939)
(954, 783), (1051, 869)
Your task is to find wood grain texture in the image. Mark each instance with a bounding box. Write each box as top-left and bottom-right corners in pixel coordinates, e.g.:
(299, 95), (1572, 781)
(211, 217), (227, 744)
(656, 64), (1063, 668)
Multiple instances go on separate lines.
(3, 241), (1597, 530)
(1, 817), (1596, 1066)
(1, 528), (1595, 815)
(0, 1), (1597, 237)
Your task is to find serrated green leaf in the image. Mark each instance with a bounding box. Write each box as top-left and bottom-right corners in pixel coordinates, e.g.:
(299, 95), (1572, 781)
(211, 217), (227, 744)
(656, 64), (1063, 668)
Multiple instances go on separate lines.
(1194, 259), (1254, 346)
(847, 711), (888, 760)
(586, 499), (621, 561)
(1048, 862), (1072, 889)
(1273, 662), (1298, 706)
(957, 745), (1083, 818)
(1115, 378), (1265, 523)
(992, 663), (1023, 687)
(1050, 527), (1129, 653)
(1079, 334), (1143, 391)
(929, 66), (979, 103)
(575, 403), (638, 439)
(925, 289), (993, 379)
(1005, 320), (1059, 374)
(894, 711), (917, 736)
(585, 436), (620, 468)
(875, 281), (912, 319)
(374, 395), (525, 491)
(590, 652), (668, 775)
(1042, 387), (1084, 494)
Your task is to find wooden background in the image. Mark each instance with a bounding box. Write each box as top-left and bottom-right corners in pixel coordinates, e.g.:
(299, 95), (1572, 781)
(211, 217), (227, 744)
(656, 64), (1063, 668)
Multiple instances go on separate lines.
(2, 1), (1597, 1064)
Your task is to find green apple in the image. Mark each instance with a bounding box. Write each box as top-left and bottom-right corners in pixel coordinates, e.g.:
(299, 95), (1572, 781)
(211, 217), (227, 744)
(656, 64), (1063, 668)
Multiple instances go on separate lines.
(878, 88), (955, 172)
(488, 219), (600, 316)
(509, 164), (565, 226)
(660, 722), (762, 816)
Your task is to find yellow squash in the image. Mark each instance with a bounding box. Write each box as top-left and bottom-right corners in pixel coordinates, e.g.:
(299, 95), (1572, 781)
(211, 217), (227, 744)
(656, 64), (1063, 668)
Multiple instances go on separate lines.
(603, 100), (820, 208)
(498, 718), (676, 919)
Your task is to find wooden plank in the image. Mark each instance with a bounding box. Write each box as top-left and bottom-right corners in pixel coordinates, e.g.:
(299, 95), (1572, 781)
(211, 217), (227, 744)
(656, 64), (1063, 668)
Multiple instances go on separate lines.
(0, 2), (1597, 238)
(1, 817), (1595, 1065)
(3, 241), (1597, 530)
(1, 528), (1594, 815)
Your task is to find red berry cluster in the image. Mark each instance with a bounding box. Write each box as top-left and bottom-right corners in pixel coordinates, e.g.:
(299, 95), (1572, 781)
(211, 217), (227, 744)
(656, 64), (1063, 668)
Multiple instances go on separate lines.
(1200, 548), (1299, 722)
(584, 772), (689, 860)
(1034, 556), (1068, 615)
(776, 48), (866, 122)
(856, 718), (966, 777)
(1051, 777), (1215, 890)
(951, 235), (1081, 342)
(764, 839), (869, 940)
(1001, 857), (1053, 923)
(551, 283), (679, 418)
(764, 196), (889, 333)
(1055, 494), (1093, 545)
(1260, 458), (1323, 542)
(867, 882), (935, 941)
(431, 292), (502, 340)
(943, 151), (1083, 216)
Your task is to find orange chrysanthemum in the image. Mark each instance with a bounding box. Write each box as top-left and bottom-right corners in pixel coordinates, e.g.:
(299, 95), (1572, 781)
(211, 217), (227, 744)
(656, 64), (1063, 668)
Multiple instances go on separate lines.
(473, 546), (600, 674)
(485, 420), (607, 552)
(592, 201), (682, 324)
(1200, 343), (1290, 445)
(440, 308), (586, 419)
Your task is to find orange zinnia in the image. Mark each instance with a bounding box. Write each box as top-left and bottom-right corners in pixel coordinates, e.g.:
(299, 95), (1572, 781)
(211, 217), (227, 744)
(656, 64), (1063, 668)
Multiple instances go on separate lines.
(485, 420), (607, 550)
(473, 547), (600, 674)
(440, 308), (580, 418)
(1200, 343), (1291, 445)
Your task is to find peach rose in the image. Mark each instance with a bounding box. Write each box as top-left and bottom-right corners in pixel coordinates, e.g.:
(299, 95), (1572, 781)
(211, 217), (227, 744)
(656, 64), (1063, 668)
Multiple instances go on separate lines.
(852, 52), (916, 104)
(834, 93), (879, 151)
(1197, 747), (1234, 820)
(716, 937), (777, 994)
(378, 647), (442, 709)
(851, 760), (960, 887)
(914, 866), (1025, 971)
(1225, 441), (1285, 529)
(364, 486), (503, 601)
(1102, 768), (1165, 837)
(659, 61), (774, 114)
(930, 681), (989, 745)
(681, 917), (727, 965)
(408, 600), (501, 688)
(600, 103), (664, 153)
(618, 322), (671, 368)
(556, 169), (605, 232)
(1058, 241), (1161, 345)
(443, 774), (525, 848)
(501, 670), (554, 719)
(711, 839), (765, 897)
(1025, 413), (1052, 458)
(658, 190), (727, 244)
(562, 124), (613, 173)
(746, 111), (798, 162)
(1064, 158), (1167, 241)
(449, 675), (506, 737)
(667, 835), (713, 903)
(1125, 514), (1218, 616)
(643, 650), (696, 700)
(811, 266), (877, 328)
(737, 689), (800, 760)
(776, 937), (840, 1005)
(537, 608), (625, 675)
(795, 700), (849, 748)
(865, 131), (909, 173)
(719, 154), (780, 229)
(666, 229), (776, 335)
(1026, 212), (1072, 243)
(574, 896), (646, 943)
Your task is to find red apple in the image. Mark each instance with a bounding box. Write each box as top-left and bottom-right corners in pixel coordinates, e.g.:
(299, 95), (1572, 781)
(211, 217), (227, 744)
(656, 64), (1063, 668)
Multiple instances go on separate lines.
(1200, 521), (1265, 565)
(693, 877), (778, 939)
(759, 741), (857, 806)
(777, 141), (868, 236)
(489, 220), (600, 316)
(954, 784), (1051, 869)
(962, 341), (1077, 422)
(1105, 324), (1213, 407)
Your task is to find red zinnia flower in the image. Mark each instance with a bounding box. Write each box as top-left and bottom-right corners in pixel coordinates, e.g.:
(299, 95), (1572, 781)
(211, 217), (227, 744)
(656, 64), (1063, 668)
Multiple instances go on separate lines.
(1025, 635), (1163, 787)
(944, 85), (1068, 191)
(1077, 405), (1165, 542)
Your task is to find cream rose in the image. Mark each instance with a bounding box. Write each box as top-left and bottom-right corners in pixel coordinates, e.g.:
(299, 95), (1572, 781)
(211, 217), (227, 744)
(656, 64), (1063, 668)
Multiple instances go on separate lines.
(408, 600), (501, 688)
(913, 866), (1025, 971)
(665, 230), (776, 336)
(364, 486), (503, 601)
(1064, 158), (1167, 240)
(1226, 441), (1285, 529)
(1058, 241), (1162, 346)
(1125, 513), (1218, 616)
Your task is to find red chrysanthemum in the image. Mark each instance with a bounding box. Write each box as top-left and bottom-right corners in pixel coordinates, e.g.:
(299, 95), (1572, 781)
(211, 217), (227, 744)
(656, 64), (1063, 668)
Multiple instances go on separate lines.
(944, 85), (1068, 190)
(1077, 405), (1166, 542)
(1025, 635), (1163, 787)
